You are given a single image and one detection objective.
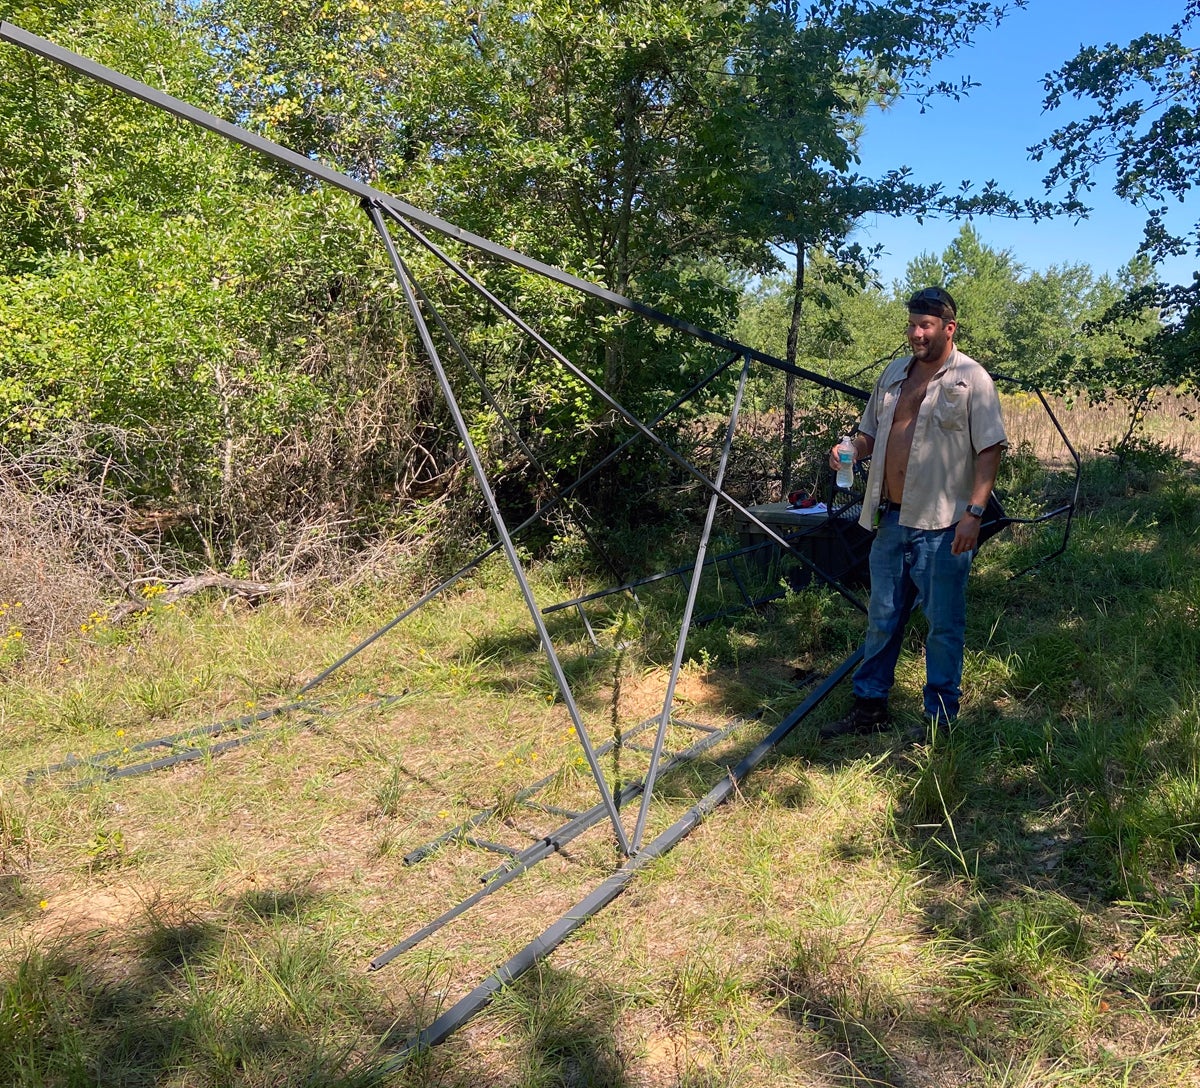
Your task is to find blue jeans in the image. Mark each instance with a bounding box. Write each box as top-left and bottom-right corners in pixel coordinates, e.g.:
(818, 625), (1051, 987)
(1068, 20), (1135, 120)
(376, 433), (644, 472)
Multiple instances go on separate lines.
(852, 508), (974, 722)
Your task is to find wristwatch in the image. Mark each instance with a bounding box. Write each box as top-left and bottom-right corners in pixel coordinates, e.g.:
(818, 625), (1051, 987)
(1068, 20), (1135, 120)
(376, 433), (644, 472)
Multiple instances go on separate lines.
(964, 503), (986, 518)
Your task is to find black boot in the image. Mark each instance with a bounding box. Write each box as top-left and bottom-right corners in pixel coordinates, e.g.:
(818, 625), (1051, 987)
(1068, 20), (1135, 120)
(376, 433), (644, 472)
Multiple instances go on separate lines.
(819, 697), (890, 739)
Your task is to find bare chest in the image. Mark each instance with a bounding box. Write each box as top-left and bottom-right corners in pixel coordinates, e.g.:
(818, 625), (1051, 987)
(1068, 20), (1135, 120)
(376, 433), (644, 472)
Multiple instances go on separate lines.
(893, 374), (932, 428)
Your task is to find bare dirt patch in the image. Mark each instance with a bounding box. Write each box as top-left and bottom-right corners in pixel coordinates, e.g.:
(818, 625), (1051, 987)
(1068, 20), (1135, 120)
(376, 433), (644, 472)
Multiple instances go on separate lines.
(34, 881), (153, 941)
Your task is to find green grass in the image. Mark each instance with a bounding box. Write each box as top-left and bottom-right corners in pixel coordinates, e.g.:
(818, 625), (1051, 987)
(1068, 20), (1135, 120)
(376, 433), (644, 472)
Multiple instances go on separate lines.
(0, 455), (1199, 1085)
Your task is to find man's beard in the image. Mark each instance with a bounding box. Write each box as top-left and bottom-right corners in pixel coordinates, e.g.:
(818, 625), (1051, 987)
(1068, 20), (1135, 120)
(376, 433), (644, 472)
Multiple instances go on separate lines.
(911, 332), (947, 361)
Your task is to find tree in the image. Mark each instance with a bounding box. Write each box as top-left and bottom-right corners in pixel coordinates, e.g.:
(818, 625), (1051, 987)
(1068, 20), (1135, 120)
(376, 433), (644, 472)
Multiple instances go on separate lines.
(0, 0), (1079, 567)
(736, 256), (900, 496)
(731, 0), (1065, 491)
(1031, 2), (1200, 402)
(0, 0), (235, 274)
(1034, 2), (1200, 266)
(0, 3), (463, 572)
(191, 0), (1063, 503)
(737, 255), (899, 383)
(901, 223), (1165, 457)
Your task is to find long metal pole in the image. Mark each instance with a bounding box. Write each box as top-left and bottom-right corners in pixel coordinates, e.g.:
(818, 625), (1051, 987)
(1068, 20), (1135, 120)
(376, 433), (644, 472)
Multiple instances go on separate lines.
(364, 201), (631, 855)
(991, 375), (1082, 574)
(28, 699), (316, 780)
(382, 207), (868, 614)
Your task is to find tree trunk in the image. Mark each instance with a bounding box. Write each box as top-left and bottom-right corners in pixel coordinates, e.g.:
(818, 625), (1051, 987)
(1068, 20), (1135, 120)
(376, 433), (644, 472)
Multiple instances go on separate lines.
(781, 244), (806, 497)
(607, 77), (641, 399)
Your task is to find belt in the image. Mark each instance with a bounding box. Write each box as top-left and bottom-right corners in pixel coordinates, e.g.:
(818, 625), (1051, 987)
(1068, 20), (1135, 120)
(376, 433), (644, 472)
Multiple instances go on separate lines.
(879, 499), (901, 513)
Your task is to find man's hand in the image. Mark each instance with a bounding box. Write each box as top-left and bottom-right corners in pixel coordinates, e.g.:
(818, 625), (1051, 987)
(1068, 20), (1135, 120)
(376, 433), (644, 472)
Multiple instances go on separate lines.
(828, 433), (873, 471)
(953, 443), (1003, 555)
(952, 513), (981, 555)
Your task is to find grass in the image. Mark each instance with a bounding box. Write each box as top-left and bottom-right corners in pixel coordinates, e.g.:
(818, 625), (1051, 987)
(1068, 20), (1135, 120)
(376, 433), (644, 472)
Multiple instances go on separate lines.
(1, 450), (1199, 1086)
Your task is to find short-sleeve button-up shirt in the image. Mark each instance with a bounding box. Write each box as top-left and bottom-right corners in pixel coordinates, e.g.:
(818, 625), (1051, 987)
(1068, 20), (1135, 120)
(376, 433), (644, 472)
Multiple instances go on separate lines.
(857, 348), (1008, 532)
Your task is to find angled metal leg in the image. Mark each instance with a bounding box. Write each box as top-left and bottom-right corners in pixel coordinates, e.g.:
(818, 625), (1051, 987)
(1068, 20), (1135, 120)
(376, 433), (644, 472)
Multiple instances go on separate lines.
(632, 353), (750, 851)
(575, 603), (600, 649)
(365, 200), (631, 856)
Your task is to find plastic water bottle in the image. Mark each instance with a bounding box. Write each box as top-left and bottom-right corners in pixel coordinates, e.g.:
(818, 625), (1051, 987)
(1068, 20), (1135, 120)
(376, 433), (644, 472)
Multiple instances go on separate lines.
(835, 436), (854, 489)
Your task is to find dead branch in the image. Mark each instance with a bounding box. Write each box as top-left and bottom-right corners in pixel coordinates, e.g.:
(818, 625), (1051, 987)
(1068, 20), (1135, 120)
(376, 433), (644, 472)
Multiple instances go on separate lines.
(108, 574), (296, 624)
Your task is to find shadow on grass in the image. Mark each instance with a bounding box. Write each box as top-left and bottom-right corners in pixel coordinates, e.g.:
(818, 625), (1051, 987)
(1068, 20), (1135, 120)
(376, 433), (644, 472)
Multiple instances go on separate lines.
(487, 963), (631, 1088)
(235, 884), (327, 920)
(452, 551), (826, 721)
(790, 462), (1200, 901)
(743, 465), (1200, 1077)
(0, 884), (447, 1088)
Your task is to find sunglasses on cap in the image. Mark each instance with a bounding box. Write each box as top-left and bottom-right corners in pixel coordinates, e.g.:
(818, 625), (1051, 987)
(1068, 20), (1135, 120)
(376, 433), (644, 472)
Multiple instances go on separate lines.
(907, 287), (956, 317)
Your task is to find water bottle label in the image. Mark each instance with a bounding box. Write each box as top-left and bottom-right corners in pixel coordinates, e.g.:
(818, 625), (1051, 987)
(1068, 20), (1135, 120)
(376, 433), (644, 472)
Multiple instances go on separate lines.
(836, 441), (853, 488)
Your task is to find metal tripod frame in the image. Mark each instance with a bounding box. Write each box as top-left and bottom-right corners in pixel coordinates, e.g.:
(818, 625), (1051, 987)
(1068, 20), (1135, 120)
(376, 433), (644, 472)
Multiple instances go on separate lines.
(0, 20), (1080, 859)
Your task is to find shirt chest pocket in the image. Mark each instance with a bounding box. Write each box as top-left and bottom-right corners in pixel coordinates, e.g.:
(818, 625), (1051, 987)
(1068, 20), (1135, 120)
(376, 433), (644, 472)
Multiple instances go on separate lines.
(931, 384), (968, 431)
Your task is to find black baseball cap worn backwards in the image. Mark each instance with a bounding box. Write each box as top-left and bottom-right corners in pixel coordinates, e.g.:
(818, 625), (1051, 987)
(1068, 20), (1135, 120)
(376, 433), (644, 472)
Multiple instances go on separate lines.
(907, 286), (957, 320)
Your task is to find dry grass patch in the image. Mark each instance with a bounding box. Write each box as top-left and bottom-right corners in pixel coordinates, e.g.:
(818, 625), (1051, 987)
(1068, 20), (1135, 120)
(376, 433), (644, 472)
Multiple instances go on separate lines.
(1002, 389), (1200, 464)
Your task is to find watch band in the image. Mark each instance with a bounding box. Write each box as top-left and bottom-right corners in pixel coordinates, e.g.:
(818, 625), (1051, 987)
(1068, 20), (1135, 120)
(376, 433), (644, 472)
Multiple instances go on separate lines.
(964, 503), (986, 518)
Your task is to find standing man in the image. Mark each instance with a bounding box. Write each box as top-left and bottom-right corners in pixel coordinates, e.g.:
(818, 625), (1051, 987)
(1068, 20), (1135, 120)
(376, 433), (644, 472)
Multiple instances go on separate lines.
(820, 286), (1006, 739)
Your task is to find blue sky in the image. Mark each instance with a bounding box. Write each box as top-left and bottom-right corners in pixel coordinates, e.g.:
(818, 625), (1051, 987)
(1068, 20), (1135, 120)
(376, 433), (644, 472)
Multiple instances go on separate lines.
(851, 0), (1198, 290)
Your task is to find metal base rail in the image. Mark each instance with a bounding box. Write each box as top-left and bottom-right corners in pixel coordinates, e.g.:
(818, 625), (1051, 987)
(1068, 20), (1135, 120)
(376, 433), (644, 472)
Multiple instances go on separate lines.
(23, 693), (409, 788)
(400, 713), (735, 867)
(24, 700), (317, 786)
(380, 649), (861, 1063)
(369, 709), (756, 971)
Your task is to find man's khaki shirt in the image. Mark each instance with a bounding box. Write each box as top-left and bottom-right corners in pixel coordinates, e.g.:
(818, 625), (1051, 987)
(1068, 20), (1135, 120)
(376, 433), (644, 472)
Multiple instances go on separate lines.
(857, 348), (1008, 532)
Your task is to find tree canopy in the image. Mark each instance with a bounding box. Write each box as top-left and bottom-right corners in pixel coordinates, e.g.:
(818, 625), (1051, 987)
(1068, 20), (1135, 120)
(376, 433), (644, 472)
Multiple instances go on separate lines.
(1032, 1), (1200, 397)
(0, 0), (1187, 574)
